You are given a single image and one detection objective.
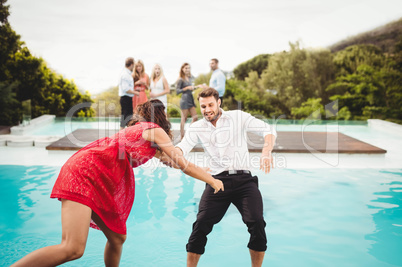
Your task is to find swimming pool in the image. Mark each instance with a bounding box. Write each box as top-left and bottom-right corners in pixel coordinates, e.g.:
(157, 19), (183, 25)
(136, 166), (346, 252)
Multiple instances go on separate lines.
(1, 165), (401, 266)
(28, 117), (370, 136)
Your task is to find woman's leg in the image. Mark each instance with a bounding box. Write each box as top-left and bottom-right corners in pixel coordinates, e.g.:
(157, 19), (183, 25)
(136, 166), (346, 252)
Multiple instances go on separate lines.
(11, 200), (92, 267)
(189, 107), (198, 124)
(181, 109), (190, 139)
(91, 212), (126, 267)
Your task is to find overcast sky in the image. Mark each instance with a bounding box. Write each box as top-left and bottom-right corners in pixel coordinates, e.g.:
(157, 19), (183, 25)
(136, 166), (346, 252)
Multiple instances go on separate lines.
(7, 0), (402, 95)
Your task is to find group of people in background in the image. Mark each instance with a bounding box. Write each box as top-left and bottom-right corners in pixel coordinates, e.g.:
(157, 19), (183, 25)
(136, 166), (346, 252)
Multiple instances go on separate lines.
(118, 57), (226, 133)
(118, 58), (170, 129)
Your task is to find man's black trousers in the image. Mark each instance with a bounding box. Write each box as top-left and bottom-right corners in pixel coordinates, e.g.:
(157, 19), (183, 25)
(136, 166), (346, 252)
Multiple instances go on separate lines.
(186, 172), (267, 254)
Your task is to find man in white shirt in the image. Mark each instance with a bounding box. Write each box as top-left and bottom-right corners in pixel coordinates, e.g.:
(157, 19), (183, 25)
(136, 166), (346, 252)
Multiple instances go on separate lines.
(200, 58), (226, 106)
(118, 57), (139, 129)
(171, 88), (277, 267)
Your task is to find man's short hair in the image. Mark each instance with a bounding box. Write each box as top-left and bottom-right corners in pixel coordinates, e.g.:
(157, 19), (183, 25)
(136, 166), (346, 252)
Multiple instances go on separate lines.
(211, 58), (219, 64)
(125, 57), (134, 67)
(198, 87), (219, 101)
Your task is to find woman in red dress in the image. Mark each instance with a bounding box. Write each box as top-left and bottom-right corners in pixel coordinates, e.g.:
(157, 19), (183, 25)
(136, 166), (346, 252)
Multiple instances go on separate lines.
(12, 99), (224, 267)
(132, 60), (150, 112)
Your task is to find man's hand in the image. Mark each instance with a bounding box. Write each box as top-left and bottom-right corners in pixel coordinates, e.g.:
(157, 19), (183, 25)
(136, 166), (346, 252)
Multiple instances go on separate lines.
(210, 178), (224, 194)
(260, 151), (273, 174)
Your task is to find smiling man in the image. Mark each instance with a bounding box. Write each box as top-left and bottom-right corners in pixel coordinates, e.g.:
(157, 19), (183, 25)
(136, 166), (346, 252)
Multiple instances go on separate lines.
(173, 87), (277, 267)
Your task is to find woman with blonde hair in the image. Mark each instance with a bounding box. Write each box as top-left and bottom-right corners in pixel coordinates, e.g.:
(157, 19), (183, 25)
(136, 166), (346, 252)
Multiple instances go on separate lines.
(149, 63), (170, 113)
(176, 63), (198, 139)
(132, 60), (150, 111)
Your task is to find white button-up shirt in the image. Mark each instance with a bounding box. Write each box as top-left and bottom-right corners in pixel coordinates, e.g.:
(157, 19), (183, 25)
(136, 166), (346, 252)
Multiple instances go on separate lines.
(176, 109), (277, 175)
(118, 68), (134, 97)
(209, 69), (226, 97)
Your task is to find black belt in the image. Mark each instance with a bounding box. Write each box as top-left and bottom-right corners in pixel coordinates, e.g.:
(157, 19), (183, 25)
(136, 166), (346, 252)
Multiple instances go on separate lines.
(216, 170), (251, 176)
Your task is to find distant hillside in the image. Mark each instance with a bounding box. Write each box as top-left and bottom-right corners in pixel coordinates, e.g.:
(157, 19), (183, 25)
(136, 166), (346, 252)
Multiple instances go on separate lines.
(329, 18), (402, 53)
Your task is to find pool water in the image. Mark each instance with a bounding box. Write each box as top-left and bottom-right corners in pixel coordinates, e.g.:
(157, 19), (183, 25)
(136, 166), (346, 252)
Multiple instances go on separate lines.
(1, 166), (401, 266)
(29, 118), (371, 136)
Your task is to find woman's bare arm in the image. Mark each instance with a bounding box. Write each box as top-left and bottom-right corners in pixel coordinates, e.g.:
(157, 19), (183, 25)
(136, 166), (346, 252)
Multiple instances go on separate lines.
(143, 128), (224, 193)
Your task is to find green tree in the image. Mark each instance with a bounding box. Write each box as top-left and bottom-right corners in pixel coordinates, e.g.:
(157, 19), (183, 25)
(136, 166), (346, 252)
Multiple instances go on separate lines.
(291, 98), (324, 119)
(327, 44), (401, 121)
(223, 72), (279, 118)
(260, 42), (336, 117)
(92, 86), (120, 117)
(328, 64), (385, 119)
(0, 0), (93, 125)
(0, 82), (19, 125)
(333, 44), (385, 75)
(194, 72), (212, 86)
(233, 54), (270, 80)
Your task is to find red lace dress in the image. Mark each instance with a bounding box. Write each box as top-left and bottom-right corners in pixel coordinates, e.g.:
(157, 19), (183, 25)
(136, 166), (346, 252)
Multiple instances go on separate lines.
(132, 74), (149, 112)
(50, 122), (160, 235)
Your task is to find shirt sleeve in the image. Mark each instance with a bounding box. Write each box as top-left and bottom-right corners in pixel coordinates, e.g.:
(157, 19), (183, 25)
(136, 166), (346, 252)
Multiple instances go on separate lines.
(242, 111), (277, 138)
(175, 125), (199, 156)
(176, 79), (184, 95)
(210, 71), (226, 96)
(120, 74), (133, 94)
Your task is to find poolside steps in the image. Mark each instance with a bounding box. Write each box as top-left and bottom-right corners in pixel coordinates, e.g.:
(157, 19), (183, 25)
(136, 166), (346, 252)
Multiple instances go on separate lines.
(0, 135), (62, 147)
(10, 115), (55, 135)
(46, 129), (387, 154)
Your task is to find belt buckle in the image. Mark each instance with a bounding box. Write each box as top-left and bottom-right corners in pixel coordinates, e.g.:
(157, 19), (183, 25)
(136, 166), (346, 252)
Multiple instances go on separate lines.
(228, 170), (236, 175)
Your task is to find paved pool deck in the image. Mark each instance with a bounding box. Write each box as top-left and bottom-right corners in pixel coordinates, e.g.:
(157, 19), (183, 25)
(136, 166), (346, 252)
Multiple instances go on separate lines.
(1, 119), (400, 170)
(46, 129), (386, 154)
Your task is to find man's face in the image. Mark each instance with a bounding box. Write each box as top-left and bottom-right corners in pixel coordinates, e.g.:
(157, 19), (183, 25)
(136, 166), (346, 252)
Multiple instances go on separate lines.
(128, 63), (134, 72)
(199, 96), (221, 122)
(209, 60), (218, 71)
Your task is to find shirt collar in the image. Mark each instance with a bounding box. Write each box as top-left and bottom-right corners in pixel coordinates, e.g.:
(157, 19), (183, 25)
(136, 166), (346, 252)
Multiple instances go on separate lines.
(203, 108), (227, 127)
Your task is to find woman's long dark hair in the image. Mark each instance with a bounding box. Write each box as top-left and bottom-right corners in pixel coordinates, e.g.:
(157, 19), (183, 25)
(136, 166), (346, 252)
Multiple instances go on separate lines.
(127, 99), (172, 140)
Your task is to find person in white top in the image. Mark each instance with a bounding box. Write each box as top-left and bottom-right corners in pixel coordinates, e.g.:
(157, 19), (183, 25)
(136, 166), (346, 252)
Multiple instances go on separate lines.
(199, 58), (226, 106)
(162, 88), (277, 267)
(149, 64), (170, 113)
(118, 57), (139, 129)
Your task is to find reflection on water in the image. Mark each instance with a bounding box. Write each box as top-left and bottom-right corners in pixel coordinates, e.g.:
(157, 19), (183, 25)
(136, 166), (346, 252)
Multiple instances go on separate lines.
(149, 167), (168, 220)
(173, 173), (195, 220)
(131, 167), (196, 223)
(366, 171), (402, 266)
(132, 167), (165, 223)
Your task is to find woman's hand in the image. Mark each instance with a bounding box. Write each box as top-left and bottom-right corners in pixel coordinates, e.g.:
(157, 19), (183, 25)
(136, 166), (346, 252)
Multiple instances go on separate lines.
(210, 179), (224, 194)
(198, 83), (208, 89)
